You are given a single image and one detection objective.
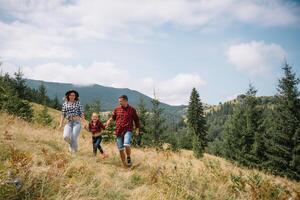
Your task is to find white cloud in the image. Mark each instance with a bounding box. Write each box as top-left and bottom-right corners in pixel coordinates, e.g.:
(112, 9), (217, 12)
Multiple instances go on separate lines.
(226, 41), (286, 75)
(0, 61), (206, 105)
(231, 0), (300, 26)
(0, 21), (73, 60)
(22, 62), (130, 88)
(136, 74), (206, 105)
(0, 0), (299, 61)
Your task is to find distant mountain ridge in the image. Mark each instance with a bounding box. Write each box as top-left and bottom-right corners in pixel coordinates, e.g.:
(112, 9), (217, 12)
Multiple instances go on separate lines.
(25, 79), (187, 115)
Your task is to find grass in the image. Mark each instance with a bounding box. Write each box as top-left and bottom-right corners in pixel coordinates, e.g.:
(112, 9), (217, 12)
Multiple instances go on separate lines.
(0, 111), (300, 200)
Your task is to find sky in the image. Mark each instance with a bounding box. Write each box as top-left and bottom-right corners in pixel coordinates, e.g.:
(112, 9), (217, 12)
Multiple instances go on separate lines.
(0, 0), (300, 105)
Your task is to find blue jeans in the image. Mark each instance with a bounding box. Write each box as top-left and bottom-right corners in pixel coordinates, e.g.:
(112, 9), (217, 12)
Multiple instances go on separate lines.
(63, 120), (81, 152)
(116, 131), (132, 151)
(93, 136), (104, 155)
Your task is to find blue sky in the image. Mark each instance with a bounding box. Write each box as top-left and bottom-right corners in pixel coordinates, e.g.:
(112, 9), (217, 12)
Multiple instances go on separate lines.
(0, 0), (300, 105)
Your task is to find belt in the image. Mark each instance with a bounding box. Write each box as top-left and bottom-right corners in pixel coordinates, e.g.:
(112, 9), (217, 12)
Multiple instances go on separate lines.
(67, 116), (81, 122)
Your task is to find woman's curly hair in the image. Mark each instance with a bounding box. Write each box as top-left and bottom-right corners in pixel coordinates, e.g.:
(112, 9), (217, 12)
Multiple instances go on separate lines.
(64, 90), (79, 101)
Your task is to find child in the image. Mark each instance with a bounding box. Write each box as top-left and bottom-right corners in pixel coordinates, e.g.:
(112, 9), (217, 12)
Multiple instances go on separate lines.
(84, 112), (108, 159)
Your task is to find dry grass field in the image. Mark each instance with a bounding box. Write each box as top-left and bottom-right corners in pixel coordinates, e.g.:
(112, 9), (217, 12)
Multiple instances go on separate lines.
(1, 107), (300, 200)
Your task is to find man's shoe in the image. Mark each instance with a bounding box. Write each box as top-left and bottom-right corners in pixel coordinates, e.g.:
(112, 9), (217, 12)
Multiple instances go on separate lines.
(127, 156), (132, 167)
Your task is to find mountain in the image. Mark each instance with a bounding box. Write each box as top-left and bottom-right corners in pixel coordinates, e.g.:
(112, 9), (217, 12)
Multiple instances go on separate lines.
(25, 79), (187, 115)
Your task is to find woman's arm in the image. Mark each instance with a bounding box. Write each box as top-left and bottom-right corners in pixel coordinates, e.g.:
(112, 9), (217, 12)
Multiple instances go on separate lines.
(59, 115), (64, 129)
(59, 103), (66, 129)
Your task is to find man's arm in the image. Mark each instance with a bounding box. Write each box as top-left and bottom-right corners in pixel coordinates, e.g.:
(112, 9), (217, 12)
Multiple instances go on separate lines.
(105, 117), (112, 127)
(105, 110), (116, 128)
(133, 108), (140, 135)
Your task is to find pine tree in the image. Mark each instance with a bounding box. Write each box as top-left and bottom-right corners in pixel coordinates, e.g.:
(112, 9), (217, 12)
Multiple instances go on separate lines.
(36, 105), (53, 126)
(137, 97), (148, 133)
(84, 100), (101, 121)
(222, 106), (245, 161)
(38, 83), (48, 104)
(222, 85), (265, 167)
(136, 97), (149, 146)
(0, 70), (33, 121)
(187, 88), (207, 158)
(51, 94), (61, 110)
(149, 97), (165, 146)
(240, 84), (265, 167)
(265, 62), (300, 180)
(13, 68), (27, 99)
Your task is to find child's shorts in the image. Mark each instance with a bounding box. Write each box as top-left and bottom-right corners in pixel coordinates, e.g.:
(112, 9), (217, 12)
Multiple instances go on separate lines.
(116, 131), (132, 151)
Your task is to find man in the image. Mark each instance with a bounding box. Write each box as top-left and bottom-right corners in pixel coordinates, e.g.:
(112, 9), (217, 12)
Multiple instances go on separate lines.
(106, 95), (140, 167)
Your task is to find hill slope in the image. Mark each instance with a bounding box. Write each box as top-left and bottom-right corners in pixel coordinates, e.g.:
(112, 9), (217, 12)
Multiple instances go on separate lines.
(1, 108), (299, 200)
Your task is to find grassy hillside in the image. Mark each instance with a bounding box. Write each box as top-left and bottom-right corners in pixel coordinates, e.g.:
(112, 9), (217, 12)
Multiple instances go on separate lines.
(0, 107), (300, 200)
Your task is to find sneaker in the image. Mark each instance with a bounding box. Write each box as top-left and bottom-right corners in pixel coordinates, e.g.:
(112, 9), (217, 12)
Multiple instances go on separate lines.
(68, 146), (72, 153)
(127, 156), (132, 167)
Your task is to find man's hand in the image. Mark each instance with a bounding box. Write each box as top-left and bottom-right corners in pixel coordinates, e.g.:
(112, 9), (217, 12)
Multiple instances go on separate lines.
(58, 123), (63, 129)
(103, 123), (108, 129)
(105, 118), (112, 128)
(135, 128), (140, 136)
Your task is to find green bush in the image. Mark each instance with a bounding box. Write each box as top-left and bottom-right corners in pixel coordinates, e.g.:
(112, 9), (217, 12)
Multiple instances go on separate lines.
(1, 95), (33, 122)
(34, 105), (53, 126)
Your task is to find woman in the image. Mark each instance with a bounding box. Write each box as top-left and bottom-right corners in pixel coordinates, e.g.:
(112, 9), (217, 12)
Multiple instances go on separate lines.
(59, 90), (85, 154)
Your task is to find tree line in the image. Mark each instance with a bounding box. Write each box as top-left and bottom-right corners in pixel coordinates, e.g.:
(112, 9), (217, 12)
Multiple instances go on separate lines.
(207, 62), (300, 181)
(0, 66), (61, 124)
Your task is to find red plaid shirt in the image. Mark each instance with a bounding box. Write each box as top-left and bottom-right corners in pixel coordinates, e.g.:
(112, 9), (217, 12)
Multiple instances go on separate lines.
(89, 120), (105, 134)
(112, 105), (140, 136)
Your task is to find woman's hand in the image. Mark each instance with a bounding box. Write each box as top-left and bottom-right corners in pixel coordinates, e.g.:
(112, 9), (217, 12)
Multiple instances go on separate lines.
(59, 115), (64, 129)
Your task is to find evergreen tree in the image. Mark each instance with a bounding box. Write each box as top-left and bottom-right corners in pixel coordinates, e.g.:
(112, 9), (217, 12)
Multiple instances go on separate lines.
(222, 105), (245, 161)
(84, 100), (101, 121)
(240, 84), (265, 167)
(265, 62), (300, 180)
(187, 88), (207, 158)
(51, 94), (61, 110)
(13, 68), (27, 99)
(36, 105), (53, 126)
(0, 70), (33, 121)
(38, 83), (48, 104)
(136, 97), (149, 146)
(222, 85), (265, 167)
(149, 97), (165, 146)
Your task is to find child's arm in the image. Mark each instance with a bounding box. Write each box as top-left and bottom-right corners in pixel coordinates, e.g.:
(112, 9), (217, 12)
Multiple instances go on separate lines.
(100, 121), (106, 130)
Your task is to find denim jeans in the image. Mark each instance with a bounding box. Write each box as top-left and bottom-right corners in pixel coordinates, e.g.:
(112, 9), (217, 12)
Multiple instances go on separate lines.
(63, 120), (81, 152)
(116, 131), (132, 151)
(92, 135), (104, 155)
